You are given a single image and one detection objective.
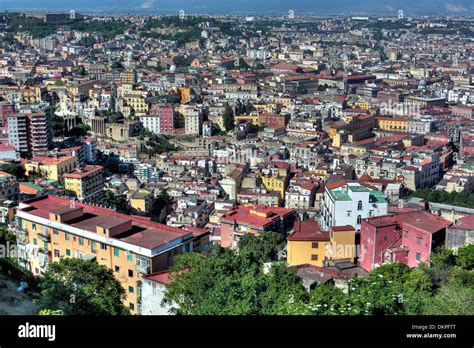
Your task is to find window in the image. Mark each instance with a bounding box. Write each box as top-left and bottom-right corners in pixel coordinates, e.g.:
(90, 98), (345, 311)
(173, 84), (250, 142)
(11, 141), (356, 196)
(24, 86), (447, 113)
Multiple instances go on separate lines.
(114, 248), (120, 257)
(129, 303), (135, 311)
(33, 238), (37, 245)
(346, 211), (351, 217)
(32, 223), (36, 231)
(357, 215), (362, 224)
(357, 201), (363, 210)
(79, 238), (84, 246)
(416, 236), (421, 245)
(66, 249), (71, 257)
(101, 243), (107, 250)
(65, 232), (70, 241)
(416, 252), (421, 262)
(312, 242), (319, 249)
(128, 286), (134, 294)
(91, 242), (97, 253)
(184, 243), (191, 253)
(128, 270), (133, 278)
(53, 229), (59, 235)
(311, 254), (318, 261)
(127, 251), (133, 262)
(44, 242), (48, 250)
(54, 250), (60, 258)
(114, 266), (120, 272)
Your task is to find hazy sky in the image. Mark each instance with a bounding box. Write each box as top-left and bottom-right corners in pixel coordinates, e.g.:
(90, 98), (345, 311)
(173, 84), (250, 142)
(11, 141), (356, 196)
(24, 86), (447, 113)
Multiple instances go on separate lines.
(1, 0), (474, 15)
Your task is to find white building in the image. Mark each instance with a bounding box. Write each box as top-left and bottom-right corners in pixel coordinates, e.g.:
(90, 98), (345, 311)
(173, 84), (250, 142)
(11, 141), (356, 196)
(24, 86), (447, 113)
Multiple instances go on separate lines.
(140, 271), (177, 315)
(320, 181), (388, 232)
(140, 115), (161, 135)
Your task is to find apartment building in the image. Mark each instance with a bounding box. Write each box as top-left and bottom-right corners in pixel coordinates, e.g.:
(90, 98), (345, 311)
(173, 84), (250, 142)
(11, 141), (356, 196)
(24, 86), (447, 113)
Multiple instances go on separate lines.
(0, 170), (20, 201)
(360, 211), (451, 271)
(320, 180), (388, 232)
(14, 195), (202, 314)
(24, 155), (77, 181)
(63, 165), (104, 202)
(140, 115), (161, 134)
(287, 221), (356, 267)
(7, 112), (52, 156)
(220, 204), (295, 248)
(401, 153), (440, 191)
(148, 104), (175, 134)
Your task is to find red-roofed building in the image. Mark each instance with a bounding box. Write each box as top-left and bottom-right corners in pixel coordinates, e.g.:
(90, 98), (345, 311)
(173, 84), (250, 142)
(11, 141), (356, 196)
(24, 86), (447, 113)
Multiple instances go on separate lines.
(287, 221), (356, 267)
(63, 165), (104, 202)
(220, 204), (295, 248)
(360, 211), (452, 271)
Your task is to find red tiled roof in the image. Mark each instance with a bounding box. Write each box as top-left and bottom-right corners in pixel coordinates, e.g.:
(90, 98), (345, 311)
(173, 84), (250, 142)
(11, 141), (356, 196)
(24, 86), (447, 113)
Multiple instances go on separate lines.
(63, 165), (103, 179)
(365, 211), (451, 234)
(144, 270), (172, 285)
(221, 204), (294, 229)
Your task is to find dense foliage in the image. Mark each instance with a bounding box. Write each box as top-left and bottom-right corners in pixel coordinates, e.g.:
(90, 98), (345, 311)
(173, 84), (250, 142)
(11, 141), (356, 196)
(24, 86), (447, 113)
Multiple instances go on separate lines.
(38, 258), (129, 315)
(412, 189), (474, 209)
(165, 240), (474, 316)
(0, 163), (26, 181)
(4, 13), (130, 40)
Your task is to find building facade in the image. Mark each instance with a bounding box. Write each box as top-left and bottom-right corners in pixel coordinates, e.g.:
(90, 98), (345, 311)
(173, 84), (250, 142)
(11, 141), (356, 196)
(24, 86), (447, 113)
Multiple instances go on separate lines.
(14, 195), (197, 314)
(320, 180), (388, 232)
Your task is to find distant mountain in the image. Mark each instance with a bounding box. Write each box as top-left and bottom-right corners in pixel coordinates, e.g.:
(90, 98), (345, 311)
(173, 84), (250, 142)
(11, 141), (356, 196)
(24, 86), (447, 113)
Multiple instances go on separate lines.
(1, 0), (474, 15)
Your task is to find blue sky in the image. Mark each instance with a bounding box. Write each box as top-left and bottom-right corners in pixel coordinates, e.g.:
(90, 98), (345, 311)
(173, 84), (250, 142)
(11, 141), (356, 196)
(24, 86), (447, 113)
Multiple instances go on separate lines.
(1, 0), (474, 15)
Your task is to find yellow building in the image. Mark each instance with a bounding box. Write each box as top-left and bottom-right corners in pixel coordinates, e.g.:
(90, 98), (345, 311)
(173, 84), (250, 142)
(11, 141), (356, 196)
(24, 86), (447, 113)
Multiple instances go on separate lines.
(376, 116), (408, 132)
(63, 165), (104, 202)
(331, 114), (375, 148)
(24, 156), (78, 181)
(20, 86), (43, 104)
(124, 94), (149, 116)
(179, 87), (192, 104)
(340, 143), (367, 154)
(260, 163), (291, 199)
(234, 114), (259, 126)
(287, 221), (355, 267)
(14, 195), (199, 314)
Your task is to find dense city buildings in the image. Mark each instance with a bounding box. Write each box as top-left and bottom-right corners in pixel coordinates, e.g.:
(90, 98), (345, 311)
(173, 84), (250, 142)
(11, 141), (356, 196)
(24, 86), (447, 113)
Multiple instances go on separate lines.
(0, 6), (472, 321)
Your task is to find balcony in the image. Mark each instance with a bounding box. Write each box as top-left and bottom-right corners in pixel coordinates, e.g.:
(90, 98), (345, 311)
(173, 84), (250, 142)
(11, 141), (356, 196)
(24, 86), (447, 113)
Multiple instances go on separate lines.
(135, 257), (150, 275)
(37, 230), (50, 242)
(16, 229), (28, 244)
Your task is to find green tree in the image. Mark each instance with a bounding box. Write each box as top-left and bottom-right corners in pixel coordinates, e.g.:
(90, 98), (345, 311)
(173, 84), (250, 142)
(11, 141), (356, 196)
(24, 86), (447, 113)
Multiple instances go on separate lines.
(0, 224), (16, 245)
(0, 163), (26, 180)
(38, 258), (129, 315)
(238, 232), (285, 262)
(456, 244), (474, 270)
(164, 248), (306, 315)
(349, 263), (432, 315)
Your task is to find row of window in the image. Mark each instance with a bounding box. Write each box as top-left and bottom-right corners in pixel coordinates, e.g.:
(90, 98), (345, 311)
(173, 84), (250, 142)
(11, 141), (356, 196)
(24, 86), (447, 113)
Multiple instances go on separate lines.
(60, 231), (134, 260)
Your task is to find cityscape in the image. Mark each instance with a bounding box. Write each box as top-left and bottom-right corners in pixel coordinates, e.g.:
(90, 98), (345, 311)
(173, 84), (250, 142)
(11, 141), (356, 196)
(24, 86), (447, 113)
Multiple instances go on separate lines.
(0, 1), (472, 331)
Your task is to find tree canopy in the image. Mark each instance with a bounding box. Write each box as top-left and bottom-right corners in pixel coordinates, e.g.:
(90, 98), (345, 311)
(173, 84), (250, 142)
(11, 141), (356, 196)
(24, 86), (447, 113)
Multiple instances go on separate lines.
(222, 105), (235, 132)
(163, 248), (307, 315)
(38, 258), (130, 315)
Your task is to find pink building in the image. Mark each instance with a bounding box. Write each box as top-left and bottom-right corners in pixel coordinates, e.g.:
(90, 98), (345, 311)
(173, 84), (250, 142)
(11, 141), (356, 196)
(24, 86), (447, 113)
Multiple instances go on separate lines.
(359, 211), (451, 271)
(149, 104), (175, 134)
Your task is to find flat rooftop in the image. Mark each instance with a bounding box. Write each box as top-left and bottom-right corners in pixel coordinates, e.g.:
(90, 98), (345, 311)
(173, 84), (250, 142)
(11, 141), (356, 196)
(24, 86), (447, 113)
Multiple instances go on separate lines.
(19, 195), (192, 250)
